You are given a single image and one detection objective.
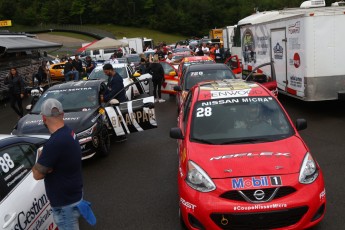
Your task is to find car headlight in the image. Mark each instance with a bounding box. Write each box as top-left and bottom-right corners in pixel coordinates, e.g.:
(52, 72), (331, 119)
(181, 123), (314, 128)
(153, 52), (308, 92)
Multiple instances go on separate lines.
(77, 123), (98, 139)
(299, 152), (319, 184)
(186, 160), (216, 192)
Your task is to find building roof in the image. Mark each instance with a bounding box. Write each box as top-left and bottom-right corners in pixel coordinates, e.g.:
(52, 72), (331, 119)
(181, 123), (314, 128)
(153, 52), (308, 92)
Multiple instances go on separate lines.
(0, 34), (62, 53)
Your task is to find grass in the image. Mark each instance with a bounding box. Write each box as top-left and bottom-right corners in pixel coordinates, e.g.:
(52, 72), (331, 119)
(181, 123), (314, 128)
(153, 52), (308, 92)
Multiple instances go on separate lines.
(92, 24), (186, 44)
(11, 24), (186, 58)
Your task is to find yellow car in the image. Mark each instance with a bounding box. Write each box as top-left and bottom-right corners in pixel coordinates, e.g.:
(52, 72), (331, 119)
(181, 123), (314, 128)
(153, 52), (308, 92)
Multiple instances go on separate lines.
(49, 61), (67, 80)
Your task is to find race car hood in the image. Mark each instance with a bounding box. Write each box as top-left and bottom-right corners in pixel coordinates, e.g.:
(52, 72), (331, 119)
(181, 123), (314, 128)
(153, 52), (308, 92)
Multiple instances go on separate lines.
(188, 136), (308, 178)
(13, 108), (100, 135)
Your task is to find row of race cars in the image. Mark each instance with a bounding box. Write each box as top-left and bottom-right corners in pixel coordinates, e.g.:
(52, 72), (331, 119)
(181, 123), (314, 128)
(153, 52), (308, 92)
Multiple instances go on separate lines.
(1, 53), (326, 229)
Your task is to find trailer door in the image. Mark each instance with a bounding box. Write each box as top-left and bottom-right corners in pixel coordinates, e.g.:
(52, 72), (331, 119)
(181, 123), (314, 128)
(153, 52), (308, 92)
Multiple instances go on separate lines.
(271, 29), (287, 91)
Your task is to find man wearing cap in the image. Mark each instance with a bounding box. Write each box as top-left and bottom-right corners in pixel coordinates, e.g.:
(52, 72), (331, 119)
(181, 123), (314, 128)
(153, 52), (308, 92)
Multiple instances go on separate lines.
(102, 63), (127, 103)
(32, 98), (88, 229)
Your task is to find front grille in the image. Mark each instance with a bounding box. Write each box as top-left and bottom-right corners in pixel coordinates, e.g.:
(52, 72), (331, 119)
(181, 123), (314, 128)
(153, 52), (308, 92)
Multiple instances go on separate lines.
(210, 206), (308, 229)
(220, 186), (296, 203)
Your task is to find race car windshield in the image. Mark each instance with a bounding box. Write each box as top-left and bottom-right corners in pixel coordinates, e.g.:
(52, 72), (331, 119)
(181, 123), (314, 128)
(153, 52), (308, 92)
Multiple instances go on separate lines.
(31, 87), (99, 113)
(184, 69), (236, 90)
(190, 96), (294, 144)
(89, 67), (128, 81)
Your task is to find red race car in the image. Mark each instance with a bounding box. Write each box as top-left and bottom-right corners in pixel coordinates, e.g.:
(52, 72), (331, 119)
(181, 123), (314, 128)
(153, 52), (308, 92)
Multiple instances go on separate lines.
(170, 79), (325, 230)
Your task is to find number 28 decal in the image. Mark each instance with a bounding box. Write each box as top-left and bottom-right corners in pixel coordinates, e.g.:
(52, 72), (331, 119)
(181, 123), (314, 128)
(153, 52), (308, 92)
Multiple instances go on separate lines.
(196, 107), (212, 117)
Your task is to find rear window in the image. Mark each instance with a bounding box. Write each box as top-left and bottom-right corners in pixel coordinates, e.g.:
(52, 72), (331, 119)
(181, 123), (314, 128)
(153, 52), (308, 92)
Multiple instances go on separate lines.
(184, 69), (236, 90)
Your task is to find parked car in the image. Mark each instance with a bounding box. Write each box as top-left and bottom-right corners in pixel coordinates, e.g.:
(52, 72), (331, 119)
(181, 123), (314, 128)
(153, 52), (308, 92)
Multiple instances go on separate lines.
(176, 56), (216, 78)
(88, 63), (152, 100)
(0, 135), (58, 230)
(49, 61), (67, 80)
(174, 63), (236, 110)
(13, 80), (158, 160)
(170, 79), (325, 230)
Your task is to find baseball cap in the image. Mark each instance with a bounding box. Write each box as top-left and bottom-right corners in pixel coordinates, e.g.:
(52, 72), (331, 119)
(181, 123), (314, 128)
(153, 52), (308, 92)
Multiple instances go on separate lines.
(41, 98), (64, 117)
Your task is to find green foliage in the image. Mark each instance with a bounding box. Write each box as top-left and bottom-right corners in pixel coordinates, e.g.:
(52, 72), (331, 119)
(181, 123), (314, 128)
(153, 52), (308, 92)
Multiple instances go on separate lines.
(0, 0), (338, 36)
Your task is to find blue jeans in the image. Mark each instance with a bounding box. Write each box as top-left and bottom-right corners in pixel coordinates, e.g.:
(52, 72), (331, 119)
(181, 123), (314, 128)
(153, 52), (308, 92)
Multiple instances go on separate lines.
(52, 200), (81, 230)
(65, 70), (79, 81)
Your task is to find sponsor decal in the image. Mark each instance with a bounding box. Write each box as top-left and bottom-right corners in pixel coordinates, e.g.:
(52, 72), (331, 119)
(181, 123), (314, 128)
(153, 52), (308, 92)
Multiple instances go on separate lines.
(293, 53), (301, 68)
(210, 90), (251, 99)
(320, 188), (326, 200)
(273, 43), (284, 60)
(12, 194), (52, 230)
(25, 117), (80, 124)
(234, 203), (287, 211)
(288, 21), (300, 34)
(210, 152), (290, 161)
(180, 197), (197, 211)
(231, 176), (283, 189)
(110, 109), (155, 127)
(289, 75), (303, 88)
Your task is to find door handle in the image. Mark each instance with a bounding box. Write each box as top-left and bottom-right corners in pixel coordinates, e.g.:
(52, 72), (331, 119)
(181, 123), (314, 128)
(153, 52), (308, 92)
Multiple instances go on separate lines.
(3, 212), (17, 228)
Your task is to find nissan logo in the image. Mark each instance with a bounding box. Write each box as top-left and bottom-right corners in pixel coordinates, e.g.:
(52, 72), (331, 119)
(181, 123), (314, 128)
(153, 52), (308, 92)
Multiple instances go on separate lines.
(253, 190), (265, 200)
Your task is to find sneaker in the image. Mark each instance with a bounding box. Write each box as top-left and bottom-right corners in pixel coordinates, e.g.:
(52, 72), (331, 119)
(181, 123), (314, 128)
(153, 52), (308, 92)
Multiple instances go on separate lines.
(154, 98), (159, 103)
(158, 99), (166, 103)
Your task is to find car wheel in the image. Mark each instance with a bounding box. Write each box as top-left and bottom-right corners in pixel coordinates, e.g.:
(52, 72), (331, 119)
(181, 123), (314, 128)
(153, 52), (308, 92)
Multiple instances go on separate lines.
(98, 126), (110, 157)
(179, 208), (188, 230)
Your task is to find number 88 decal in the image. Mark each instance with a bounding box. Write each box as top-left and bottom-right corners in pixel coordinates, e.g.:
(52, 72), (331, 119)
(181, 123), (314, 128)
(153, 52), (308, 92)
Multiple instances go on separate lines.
(196, 107), (212, 117)
(0, 153), (15, 173)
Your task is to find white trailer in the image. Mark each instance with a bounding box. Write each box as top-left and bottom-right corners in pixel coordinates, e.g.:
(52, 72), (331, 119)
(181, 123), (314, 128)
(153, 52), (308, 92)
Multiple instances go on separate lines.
(222, 25), (235, 51)
(119, 37), (144, 54)
(233, 0), (345, 101)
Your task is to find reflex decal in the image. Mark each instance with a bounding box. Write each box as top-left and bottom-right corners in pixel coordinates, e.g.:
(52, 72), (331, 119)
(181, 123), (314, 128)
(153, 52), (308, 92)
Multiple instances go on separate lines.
(210, 152), (291, 161)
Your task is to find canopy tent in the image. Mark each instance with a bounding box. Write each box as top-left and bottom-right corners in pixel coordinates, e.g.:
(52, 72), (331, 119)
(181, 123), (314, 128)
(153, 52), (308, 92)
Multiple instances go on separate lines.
(0, 35), (62, 54)
(76, 40), (98, 53)
(84, 37), (128, 51)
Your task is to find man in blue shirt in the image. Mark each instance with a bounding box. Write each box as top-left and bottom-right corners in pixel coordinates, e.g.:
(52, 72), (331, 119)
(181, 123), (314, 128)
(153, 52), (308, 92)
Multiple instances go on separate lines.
(102, 63), (127, 102)
(32, 98), (94, 229)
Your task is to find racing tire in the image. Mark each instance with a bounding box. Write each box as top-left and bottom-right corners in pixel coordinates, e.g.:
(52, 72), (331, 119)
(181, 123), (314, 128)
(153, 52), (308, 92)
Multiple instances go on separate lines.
(98, 126), (111, 157)
(179, 208), (188, 230)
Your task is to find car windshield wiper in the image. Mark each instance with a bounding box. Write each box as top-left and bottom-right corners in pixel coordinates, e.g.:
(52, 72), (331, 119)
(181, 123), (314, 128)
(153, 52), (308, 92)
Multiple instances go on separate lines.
(219, 138), (273, 145)
(191, 137), (217, 144)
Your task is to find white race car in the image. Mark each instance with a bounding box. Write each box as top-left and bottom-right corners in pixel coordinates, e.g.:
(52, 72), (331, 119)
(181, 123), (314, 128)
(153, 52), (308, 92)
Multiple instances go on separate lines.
(0, 135), (58, 230)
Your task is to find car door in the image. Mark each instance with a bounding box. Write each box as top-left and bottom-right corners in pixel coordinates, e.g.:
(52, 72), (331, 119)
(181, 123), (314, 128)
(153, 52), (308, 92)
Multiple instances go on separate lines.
(224, 55), (242, 78)
(0, 143), (57, 230)
(104, 96), (157, 136)
(160, 61), (178, 95)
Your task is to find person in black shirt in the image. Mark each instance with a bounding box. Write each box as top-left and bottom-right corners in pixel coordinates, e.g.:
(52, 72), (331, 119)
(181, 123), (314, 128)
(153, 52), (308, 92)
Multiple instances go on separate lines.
(85, 56), (96, 77)
(147, 55), (165, 103)
(72, 55), (84, 80)
(4, 67), (25, 118)
(64, 58), (79, 81)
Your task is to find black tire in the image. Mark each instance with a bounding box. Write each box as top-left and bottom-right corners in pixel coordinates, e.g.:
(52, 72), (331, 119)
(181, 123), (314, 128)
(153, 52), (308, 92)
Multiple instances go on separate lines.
(98, 126), (110, 157)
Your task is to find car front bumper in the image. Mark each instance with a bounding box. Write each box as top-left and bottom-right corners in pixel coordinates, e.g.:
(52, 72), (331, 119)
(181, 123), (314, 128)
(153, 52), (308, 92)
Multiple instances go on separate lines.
(179, 173), (326, 230)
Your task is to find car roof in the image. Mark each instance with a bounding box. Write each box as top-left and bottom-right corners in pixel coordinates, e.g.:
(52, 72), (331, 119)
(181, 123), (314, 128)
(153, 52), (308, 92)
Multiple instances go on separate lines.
(182, 56), (214, 62)
(194, 79), (272, 101)
(0, 134), (48, 147)
(185, 63), (229, 71)
(48, 80), (104, 90)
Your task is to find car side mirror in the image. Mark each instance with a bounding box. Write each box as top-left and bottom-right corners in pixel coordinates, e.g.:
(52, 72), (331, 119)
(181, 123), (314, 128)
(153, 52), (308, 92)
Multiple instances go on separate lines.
(26, 104), (32, 111)
(173, 85), (182, 91)
(170, 127), (184, 139)
(109, 99), (120, 106)
(169, 71), (177, 76)
(133, 71), (141, 77)
(295, 118), (307, 131)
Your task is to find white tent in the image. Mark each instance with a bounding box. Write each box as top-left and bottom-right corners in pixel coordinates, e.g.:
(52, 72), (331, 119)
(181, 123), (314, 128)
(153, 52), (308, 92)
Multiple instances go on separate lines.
(84, 37), (128, 50)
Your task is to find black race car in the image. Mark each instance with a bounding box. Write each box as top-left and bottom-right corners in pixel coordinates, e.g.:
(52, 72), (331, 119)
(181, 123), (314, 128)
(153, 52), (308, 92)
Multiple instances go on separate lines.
(12, 80), (157, 160)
